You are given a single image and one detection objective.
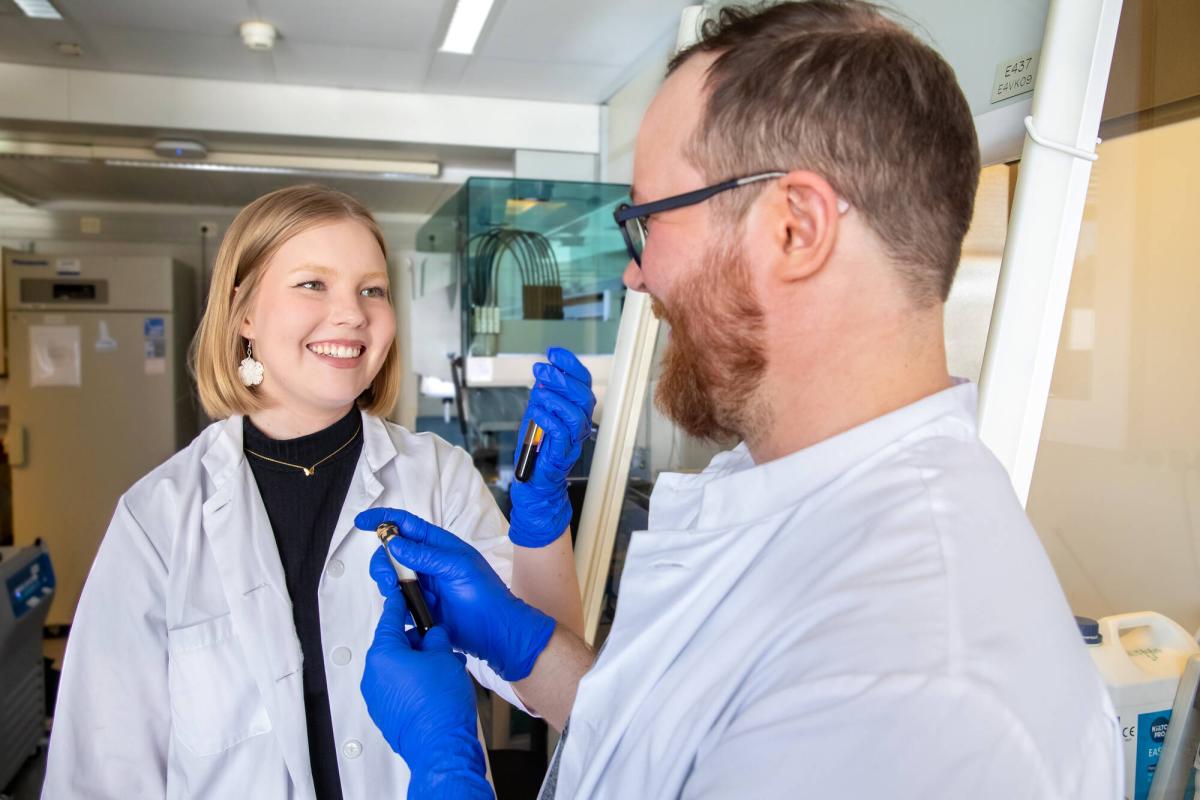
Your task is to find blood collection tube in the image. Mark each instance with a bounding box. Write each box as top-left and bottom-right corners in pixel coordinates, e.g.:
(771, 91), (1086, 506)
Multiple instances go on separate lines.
(376, 522), (434, 636)
(514, 422), (545, 483)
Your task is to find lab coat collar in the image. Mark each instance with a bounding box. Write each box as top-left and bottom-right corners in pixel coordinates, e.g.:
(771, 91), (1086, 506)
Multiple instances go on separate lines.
(196, 410), (398, 798)
(198, 409), (398, 595)
(670, 381), (978, 532)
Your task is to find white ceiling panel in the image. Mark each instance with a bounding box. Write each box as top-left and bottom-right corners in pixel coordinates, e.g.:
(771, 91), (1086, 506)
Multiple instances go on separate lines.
(254, 0), (450, 52)
(0, 0), (690, 103)
(54, 0), (254, 37)
(480, 0), (691, 66)
(271, 40), (429, 92)
(0, 15), (107, 69)
(450, 57), (624, 104)
(81, 26), (278, 83)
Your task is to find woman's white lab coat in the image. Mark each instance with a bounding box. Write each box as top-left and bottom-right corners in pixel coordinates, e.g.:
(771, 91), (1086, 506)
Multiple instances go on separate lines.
(42, 411), (520, 799)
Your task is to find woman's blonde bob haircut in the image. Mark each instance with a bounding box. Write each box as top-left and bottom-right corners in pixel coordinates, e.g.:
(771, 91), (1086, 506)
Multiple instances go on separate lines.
(191, 184), (400, 420)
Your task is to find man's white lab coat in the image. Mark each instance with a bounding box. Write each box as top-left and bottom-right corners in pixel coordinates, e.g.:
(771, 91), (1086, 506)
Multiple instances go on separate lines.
(42, 411), (519, 799)
(546, 383), (1121, 799)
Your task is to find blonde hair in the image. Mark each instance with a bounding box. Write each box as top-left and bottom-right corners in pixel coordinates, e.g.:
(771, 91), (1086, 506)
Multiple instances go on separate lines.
(191, 184), (401, 419)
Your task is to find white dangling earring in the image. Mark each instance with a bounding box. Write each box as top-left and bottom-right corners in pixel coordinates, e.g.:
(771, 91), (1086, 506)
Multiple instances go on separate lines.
(238, 340), (265, 387)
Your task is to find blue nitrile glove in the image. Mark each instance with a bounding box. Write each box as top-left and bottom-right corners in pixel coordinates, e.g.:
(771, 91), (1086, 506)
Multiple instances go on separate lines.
(509, 347), (596, 547)
(360, 594), (492, 800)
(356, 507), (556, 682)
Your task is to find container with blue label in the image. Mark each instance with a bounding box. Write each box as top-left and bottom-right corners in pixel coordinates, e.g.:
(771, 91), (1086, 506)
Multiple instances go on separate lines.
(1082, 613), (1200, 800)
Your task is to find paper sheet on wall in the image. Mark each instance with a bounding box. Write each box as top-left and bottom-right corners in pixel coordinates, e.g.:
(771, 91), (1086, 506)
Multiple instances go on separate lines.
(30, 325), (81, 387)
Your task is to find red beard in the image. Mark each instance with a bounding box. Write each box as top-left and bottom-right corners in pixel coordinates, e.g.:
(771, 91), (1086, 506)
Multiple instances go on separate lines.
(651, 242), (769, 443)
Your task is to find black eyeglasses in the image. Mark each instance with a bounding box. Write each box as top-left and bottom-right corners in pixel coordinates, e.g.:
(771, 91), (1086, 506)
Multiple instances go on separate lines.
(612, 171), (786, 266)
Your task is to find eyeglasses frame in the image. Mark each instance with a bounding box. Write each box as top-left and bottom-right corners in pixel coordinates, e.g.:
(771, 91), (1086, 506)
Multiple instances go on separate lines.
(613, 171), (852, 267)
(612, 171), (786, 267)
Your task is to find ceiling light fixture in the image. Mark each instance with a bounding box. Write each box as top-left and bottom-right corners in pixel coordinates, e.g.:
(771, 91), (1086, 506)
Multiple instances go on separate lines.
(14, 0), (62, 19)
(0, 140), (441, 181)
(54, 42), (83, 57)
(439, 0), (495, 55)
(239, 20), (277, 52)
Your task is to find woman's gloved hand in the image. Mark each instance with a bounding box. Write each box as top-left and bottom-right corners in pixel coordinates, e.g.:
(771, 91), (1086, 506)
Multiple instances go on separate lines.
(356, 507), (556, 682)
(509, 347), (596, 547)
(360, 593), (492, 799)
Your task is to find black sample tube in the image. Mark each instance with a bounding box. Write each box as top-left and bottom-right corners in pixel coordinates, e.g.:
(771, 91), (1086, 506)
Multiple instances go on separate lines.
(376, 522), (434, 636)
(514, 422), (545, 483)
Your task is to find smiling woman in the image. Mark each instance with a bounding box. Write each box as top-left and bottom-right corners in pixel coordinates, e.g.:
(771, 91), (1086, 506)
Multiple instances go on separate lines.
(40, 184), (585, 799)
(191, 184), (401, 429)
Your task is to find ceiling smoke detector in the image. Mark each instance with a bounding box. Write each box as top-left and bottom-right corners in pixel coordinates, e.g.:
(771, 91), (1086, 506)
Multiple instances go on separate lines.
(239, 21), (276, 51)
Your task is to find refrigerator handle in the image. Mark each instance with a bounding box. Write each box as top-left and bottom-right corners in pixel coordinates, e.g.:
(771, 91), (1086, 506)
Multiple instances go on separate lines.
(5, 424), (27, 468)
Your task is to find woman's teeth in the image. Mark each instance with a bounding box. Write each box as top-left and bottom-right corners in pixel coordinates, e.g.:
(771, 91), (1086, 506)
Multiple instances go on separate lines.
(308, 343), (363, 359)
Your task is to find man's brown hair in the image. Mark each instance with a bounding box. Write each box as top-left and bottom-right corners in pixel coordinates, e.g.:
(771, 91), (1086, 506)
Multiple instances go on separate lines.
(670, 0), (980, 305)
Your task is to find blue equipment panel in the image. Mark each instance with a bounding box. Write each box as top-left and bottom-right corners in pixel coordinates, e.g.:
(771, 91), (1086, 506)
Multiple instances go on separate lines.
(6, 552), (55, 619)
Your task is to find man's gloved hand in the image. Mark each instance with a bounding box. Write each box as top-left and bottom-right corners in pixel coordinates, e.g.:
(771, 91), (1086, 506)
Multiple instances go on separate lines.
(355, 508), (556, 682)
(360, 593), (492, 799)
(509, 347), (596, 547)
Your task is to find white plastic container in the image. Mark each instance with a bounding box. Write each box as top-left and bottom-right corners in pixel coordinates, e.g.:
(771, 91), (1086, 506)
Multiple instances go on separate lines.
(1084, 612), (1200, 800)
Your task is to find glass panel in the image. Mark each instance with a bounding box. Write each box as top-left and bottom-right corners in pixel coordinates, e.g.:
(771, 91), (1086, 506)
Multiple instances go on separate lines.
(1025, 113), (1200, 631)
(412, 176), (630, 488)
(1024, 0), (1200, 631)
(416, 176), (632, 359)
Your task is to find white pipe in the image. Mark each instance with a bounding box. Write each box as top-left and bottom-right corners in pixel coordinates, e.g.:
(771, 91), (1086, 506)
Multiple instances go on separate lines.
(977, 0), (1123, 505)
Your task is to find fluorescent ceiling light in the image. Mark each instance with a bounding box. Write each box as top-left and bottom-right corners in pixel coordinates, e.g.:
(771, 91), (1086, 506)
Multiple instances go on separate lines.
(102, 159), (435, 183)
(440, 0), (495, 55)
(14, 0), (62, 19)
(0, 140), (441, 180)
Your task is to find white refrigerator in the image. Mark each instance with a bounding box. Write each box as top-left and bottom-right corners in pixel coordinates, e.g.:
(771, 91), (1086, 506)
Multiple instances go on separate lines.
(3, 252), (197, 625)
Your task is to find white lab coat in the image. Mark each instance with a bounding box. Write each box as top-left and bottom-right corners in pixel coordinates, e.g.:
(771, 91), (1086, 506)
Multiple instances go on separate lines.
(548, 382), (1121, 799)
(43, 411), (521, 799)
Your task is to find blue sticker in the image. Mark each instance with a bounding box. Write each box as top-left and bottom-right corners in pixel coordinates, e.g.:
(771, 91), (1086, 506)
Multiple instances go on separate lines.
(1135, 709), (1172, 800)
(6, 552), (55, 619)
(144, 317), (165, 338)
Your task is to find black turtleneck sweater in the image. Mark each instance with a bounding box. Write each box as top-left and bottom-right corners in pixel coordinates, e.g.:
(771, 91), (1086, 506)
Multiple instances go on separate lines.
(244, 408), (364, 800)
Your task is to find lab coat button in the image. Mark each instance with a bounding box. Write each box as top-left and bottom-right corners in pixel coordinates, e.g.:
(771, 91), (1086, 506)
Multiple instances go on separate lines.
(327, 559), (345, 578)
(331, 646), (352, 666)
(343, 739), (363, 759)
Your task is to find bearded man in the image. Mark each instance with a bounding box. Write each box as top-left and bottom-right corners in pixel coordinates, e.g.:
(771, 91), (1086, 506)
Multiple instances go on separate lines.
(353, 3), (1121, 798)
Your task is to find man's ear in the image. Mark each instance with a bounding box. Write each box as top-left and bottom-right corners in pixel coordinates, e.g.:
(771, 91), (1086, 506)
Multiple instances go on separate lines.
(763, 170), (843, 284)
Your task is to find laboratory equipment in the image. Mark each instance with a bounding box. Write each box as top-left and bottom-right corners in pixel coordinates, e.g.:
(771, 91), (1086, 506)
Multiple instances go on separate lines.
(376, 522), (434, 636)
(1148, 653), (1200, 800)
(3, 253), (197, 625)
(0, 542), (54, 789)
(411, 177), (628, 478)
(415, 177), (630, 363)
(1084, 612), (1200, 800)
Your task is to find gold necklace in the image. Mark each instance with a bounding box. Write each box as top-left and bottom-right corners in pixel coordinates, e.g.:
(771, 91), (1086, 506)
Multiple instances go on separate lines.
(245, 422), (362, 477)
